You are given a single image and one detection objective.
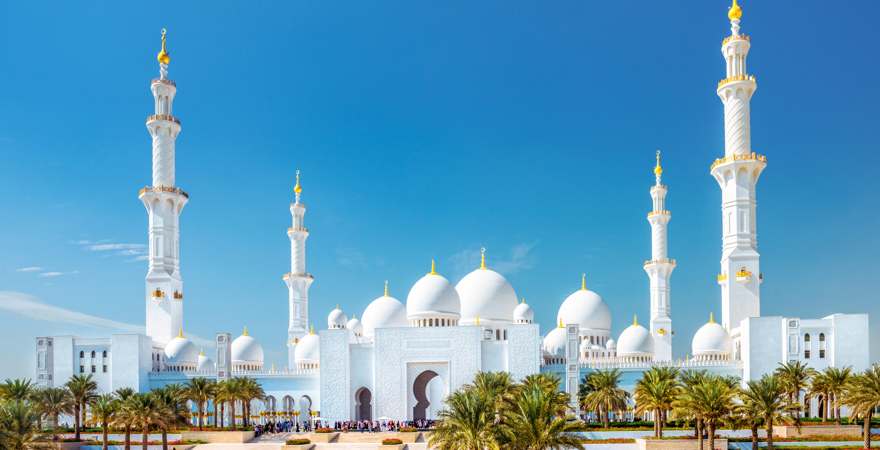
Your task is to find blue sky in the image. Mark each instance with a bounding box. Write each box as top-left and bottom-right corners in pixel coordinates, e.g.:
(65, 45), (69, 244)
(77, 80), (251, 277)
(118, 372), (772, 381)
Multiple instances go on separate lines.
(1, 0), (878, 378)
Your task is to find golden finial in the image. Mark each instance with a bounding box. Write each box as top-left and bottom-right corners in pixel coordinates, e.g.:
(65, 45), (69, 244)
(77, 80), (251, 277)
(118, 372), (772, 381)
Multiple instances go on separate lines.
(178, 327), (184, 338)
(521, 297), (526, 304)
(429, 259), (437, 275)
(384, 280), (389, 297)
(632, 314), (639, 326)
(728, 0), (743, 21)
(199, 349), (205, 357)
(242, 326), (249, 336)
(581, 273), (587, 291)
(294, 170), (302, 195)
(558, 318), (564, 328)
(157, 28), (171, 65)
(654, 150), (663, 177)
(480, 247), (487, 270)
(474, 315), (481, 325)
(309, 324), (315, 335)
(709, 312), (716, 324)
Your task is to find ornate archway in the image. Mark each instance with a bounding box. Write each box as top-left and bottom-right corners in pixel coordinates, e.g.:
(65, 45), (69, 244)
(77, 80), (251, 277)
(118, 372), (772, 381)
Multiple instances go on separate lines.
(412, 370), (439, 421)
(355, 387), (372, 421)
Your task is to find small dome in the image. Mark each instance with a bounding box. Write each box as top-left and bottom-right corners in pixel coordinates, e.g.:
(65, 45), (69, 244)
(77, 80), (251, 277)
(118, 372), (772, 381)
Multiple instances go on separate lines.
(294, 331), (320, 367)
(605, 338), (616, 350)
(556, 281), (611, 333)
(231, 328), (264, 367)
(616, 317), (653, 358)
(196, 351), (215, 371)
(514, 300), (534, 323)
(542, 326), (567, 357)
(164, 333), (199, 366)
(692, 314), (731, 357)
(406, 269), (461, 321)
(327, 306), (348, 329)
(346, 316), (363, 336)
(455, 265), (518, 325)
(361, 287), (407, 337)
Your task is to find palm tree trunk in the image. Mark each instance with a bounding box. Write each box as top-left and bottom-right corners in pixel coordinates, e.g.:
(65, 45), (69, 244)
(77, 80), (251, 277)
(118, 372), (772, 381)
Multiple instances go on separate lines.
(142, 430), (148, 450)
(124, 426), (131, 450)
(750, 424), (758, 450)
(602, 405), (609, 429)
(198, 401), (204, 430)
(230, 401), (236, 430)
(162, 429), (168, 450)
(213, 401), (218, 428)
(707, 421), (715, 450)
(74, 404), (81, 441)
(697, 419), (704, 450)
(220, 403), (225, 429)
(655, 409), (661, 438)
(766, 418), (774, 450)
(864, 414), (871, 450)
(102, 420), (109, 450)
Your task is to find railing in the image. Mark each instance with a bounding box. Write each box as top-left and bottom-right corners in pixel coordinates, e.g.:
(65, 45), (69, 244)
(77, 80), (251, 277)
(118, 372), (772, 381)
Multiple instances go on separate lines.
(543, 358), (742, 370)
(287, 226), (309, 233)
(643, 258), (676, 267)
(721, 34), (750, 46)
(146, 114), (181, 125)
(717, 74), (756, 89)
(710, 152), (767, 170)
(151, 78), (177, 87)
(646, 210), (670, 218)
(138, 185), (189, 199)
(282, 272), (314, 281)
(149, 367), (319, 378)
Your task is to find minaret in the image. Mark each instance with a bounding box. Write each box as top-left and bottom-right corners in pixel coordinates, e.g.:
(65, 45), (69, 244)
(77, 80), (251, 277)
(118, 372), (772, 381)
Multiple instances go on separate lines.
(644, 151), (675, 361)
(284, 170), (314, 366)
(711, 0), (767, 333)
(139, 29), (187, 346)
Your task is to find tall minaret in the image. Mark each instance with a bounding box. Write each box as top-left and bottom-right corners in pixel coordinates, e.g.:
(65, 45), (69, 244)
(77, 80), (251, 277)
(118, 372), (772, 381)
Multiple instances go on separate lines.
(711, 0), (767, 333)
(284, 171), (313, 365)
(644, 151), (674, 361)
(139, 29), (187, 346)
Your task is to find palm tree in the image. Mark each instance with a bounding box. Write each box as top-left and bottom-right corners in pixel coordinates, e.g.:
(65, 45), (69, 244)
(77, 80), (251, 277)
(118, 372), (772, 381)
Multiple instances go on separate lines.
(738, 393), (763, 450)
(0, 378), (35, 402)
(841, 364), (880, 450)
(153, 386), (189, 450)
(429, 388), (499, 450)
(498, 375), (587, 450)
(824, 366), (852, 424)
(127, 393), (167, 450)
(741, 374), (788, 450)
(185, 378), (215, 430)
(774, 361), (813, 425)
(65, 374), (98, 441)
(215, 380), (234, 429)
(90, 394), (118, 450)
(0, 400), (42, 450)
(236, 378), (265, 428)
(808, 371), (830, 422)
(635, 367), (680, 437)
(33, 387), (73, 435)
(581, 369), (629, 429)
(113, 388), (137, 450)
(676, 370), (710, 444)
(685, 376), (738, 450)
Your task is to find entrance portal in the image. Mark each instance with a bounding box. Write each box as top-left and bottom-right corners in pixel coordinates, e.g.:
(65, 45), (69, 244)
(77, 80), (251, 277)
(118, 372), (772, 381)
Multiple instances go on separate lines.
(355, 387), (372, 421)
(412, 370), (439, 420)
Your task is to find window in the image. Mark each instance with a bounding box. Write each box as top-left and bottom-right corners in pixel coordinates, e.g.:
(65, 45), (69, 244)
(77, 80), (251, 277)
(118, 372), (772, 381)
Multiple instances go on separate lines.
(804, 334), (811, 359)
(102, 350), (107, 358)
(819, 333), (826, 358)
(102, 365), (107, 373)
(90, 351), (96, 358)
(91, 365), (96, 373)
(79, 365), (84, 373)
(79, 351), (84, 358)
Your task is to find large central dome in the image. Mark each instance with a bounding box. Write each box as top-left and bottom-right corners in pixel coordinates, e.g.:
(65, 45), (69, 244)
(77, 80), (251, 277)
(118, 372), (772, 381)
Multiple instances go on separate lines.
(407, 267), (461, 321)
(455, 265), (518, 325)
(361, 284), (407, 337)
(556, 285), (611, 333)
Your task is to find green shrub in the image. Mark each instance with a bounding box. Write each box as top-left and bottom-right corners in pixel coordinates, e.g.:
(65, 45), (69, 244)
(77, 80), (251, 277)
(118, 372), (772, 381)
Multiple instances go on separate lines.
(314, 427), (334, 433)
(285, 438), (311, 445)
(382, 438), (403, 445)
(398, 426), (417, 432)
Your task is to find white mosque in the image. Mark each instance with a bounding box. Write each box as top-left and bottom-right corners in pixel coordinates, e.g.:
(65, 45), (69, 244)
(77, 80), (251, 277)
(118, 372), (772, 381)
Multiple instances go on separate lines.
(35, 2), (869, 423)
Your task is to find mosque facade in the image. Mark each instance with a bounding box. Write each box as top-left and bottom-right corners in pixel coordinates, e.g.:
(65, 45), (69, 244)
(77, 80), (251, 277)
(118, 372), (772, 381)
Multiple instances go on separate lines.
(35, 2), (869, 423)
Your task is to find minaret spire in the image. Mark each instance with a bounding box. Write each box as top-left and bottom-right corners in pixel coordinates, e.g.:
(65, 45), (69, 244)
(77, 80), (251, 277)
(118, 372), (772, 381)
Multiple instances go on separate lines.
(644, 150), (675, 361)
(140, 28), (186, 346)
(284, 168), (314, 368)
(712, 0), (766, 335)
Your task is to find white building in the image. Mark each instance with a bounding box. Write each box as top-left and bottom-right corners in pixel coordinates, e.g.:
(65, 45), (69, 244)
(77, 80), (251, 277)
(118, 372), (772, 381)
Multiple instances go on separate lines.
(35, 2), (869, 424)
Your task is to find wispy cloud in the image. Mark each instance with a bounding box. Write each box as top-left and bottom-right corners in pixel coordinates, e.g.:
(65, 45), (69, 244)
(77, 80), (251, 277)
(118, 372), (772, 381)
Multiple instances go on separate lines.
(16, 267), (43, 273)
(73, 240), (148, 263)
(336, 247), (367, 268)
(448, 242), (537, 279)
(16, 266), (77, 278)
(38, 271), (79, 278)
(0, 291), (212, 347)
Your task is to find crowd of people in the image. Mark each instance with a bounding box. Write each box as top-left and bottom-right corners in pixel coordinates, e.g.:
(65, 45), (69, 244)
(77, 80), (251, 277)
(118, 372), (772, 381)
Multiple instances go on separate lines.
(253, 418), (435, 436)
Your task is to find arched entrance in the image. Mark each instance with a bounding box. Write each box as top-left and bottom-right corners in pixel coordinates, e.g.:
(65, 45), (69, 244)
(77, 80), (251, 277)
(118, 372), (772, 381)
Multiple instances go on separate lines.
(298, 395), (312, 424)
(355, 387), (372, 421)
(412, 370), (439, 421)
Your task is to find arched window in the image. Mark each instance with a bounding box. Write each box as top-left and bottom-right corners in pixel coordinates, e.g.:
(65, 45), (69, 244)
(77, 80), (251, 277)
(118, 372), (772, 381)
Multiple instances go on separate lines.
(804, 334), (811, 359)
(79, 351), (84, 358)
(91, 351), (96, 358)
(102, 350), (107, 358)
(819, 333), (826, 358)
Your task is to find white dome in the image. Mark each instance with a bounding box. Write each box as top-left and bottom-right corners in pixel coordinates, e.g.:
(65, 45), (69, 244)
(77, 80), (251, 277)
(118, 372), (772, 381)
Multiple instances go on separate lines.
(294, 332), (320, 366)
(231, 329), (264, 365)
(542, 326), (567, 357)
(406, 272), (461, 320)
(513, 300), (534, 323)
(361, 293), (407, 337)
(164, 334), (199, 366)
(556, 287), (611, 332)
(455, 267), (518, 325)
(196, 352), (215, 371)
(616, 319), (653, 357)
(605, 338), (616, 350)
(692, 317), (731, 357)
(327, 306), (348, 329)
(346, 316), (363, 336)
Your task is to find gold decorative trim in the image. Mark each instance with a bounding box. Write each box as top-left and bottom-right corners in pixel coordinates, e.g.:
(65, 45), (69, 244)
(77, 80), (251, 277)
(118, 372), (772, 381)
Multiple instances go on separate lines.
(718, 74), (756, 89)
(710, 152), (767, 170)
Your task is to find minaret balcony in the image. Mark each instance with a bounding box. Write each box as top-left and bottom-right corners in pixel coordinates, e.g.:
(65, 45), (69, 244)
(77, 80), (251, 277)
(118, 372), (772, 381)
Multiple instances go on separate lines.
(138, 185), (189, 199)
(717, 74), (756, 89)
(646, 210), (670, 218)
(710, 152), (767, 171)
(146, 114), (181, 125)
(287, 226), (309, 233)
(721, 34), (750, 46)
(150, 78), (177, 87)
(282, 272), (314, 281)
(643, 258), (676, 267)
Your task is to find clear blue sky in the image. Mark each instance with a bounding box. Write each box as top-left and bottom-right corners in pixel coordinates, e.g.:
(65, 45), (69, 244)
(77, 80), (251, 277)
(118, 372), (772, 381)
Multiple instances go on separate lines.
(1, 0), (877, 378)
